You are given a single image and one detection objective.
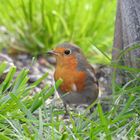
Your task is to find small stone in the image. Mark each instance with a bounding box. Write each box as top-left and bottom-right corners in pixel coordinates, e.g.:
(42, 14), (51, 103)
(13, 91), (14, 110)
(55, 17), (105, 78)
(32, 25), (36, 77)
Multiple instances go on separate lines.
(17, 54), (28, 61)
(46, 56), (56, 65)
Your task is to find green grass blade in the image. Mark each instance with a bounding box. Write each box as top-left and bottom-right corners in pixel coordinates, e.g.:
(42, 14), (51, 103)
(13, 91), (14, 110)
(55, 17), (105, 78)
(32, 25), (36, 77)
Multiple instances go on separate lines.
(0, 66), (16, 93)
(30, 79), (62, 113)
(97, 103), (111, 140)
(0, 62), (7, 75)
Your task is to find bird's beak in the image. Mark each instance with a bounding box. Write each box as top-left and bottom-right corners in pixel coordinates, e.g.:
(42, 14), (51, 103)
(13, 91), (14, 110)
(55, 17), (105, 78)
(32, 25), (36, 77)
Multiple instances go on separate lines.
(47, 50), (58, 56)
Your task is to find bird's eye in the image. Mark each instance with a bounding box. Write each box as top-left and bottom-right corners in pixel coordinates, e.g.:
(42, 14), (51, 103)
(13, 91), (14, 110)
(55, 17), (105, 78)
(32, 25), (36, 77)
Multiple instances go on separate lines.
(64, 49), (71, 55)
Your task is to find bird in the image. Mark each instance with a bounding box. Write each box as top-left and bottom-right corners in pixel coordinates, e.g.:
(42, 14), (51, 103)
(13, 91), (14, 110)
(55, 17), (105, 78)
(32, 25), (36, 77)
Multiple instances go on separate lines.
(47, 43), (99, 114)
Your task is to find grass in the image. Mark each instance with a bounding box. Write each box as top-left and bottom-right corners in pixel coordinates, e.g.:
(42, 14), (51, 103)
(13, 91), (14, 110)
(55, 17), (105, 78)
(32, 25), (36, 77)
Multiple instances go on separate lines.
(0, 0), (116, 63)
(0, 62), (63, 139)
(0, 61), (140, 139)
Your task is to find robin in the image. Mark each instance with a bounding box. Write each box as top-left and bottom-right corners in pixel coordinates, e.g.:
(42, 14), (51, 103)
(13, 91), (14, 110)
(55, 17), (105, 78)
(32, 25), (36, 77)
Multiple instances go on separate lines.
(47, 43), (99, 114)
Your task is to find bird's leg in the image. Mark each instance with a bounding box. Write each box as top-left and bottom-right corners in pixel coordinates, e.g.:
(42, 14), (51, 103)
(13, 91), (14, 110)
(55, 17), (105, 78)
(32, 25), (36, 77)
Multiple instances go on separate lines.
(62, 103), (69, 119)
(90, 107), (94, 113)
(64, 103), (69, 115)
(89, 103), (97, 114)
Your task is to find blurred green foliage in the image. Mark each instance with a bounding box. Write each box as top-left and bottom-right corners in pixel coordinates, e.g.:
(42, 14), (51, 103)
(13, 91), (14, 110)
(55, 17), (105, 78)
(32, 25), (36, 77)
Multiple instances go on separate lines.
(0, 0), (116, 63)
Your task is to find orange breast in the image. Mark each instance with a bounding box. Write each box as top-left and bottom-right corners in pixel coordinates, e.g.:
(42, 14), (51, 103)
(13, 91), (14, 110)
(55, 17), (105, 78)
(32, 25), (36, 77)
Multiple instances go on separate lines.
(54, 66), (86, 93)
